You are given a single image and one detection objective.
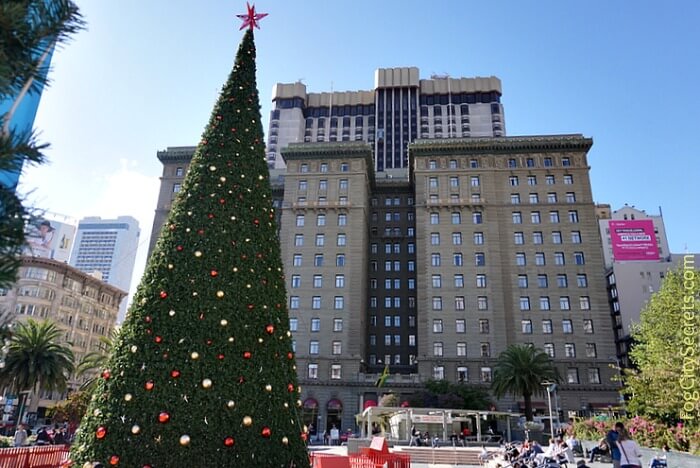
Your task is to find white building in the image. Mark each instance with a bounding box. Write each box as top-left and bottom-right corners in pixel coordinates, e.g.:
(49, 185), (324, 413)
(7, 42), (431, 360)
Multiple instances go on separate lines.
(69, 216), (140, 322)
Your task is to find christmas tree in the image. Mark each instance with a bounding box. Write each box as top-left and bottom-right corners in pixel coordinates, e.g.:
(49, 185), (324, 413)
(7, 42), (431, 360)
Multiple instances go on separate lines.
(70, 7), (310, 467)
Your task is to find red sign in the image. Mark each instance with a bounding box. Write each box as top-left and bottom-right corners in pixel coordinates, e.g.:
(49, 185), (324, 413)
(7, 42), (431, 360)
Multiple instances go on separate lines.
(610, 220), (659, 261)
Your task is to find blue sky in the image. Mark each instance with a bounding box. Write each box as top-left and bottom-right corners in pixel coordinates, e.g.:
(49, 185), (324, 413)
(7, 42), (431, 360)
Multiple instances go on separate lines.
(22, 0), (700, 299)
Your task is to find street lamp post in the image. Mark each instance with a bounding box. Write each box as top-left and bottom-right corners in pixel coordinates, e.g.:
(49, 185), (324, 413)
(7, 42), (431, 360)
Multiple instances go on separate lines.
(542, 382), (556, 437)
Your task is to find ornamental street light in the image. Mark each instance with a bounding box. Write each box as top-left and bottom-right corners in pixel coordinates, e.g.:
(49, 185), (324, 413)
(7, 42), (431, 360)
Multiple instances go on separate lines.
(541, 382), (557, 437)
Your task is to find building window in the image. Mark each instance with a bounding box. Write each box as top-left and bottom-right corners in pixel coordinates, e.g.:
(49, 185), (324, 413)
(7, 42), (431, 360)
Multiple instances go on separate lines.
(554, 252), (565, 265)
(479, 319), (490, 334)
(518, 275), (528, 288)
(433, 366), (445, 380)
(337, 213), (347, 226)
(527, 175), (537, 186)
(547, 192), (557, 203)
(539, 296), (550, 310)
(340, 162), (349, 172)
(509, 176), (519, 186)
(309, 341), (319, 355)
(453, 253), (463, 266)
(579, 296), (591, 310)
(456, 342), (467, 357)
(428, 160), (437, 169)
(544, 343), (555, 358)
(456, 319), (466, 333)
(339, 179), (349, 190)
(312, 296), (321, 309)
(566, 192), (576, 203)
(542, 320), (552, 334)
(568, 210), (579, 223)
(472, 212), (482, 224)
(314, 254), (324, 267)
(480, 367), (492, 383)
(336, 254), (345, 266)
(545, 175), (555, 185)
(531, 211), (541, 224)
(432, 274), (442, 288)
(562, 319), (573, 334)
(431, 253), (441, 267)
(577, 274), (588, 288)
(429, 177), (438, 189)
(511, 194), (521, 204)
(529, 193), (539, 204)
(295, 214), (305, 227)
(477, 296), (488, 310)
(471, 176), (480, 187)
(538, 274), (549, 288)
(586, 343), (597, 358)
(290, 296), (300, 309)
(175, 167), (184, 176)
(454, 274), (464, 288)
(513, 232), (524, 245)
(433, 319), (443, 333)
(571, 231), (582, 244)
(567, 368), (579, 384)
(480, 343), (491, 358)
(455, 296), (466, 310)
(519, 297), (530, 310)
(574, 252), (585, 265)
(512, 212), (522, 224)
(430, 213), (439, 224)
(476, 274), (487, 288)
(452, 212), (462, 224)
(432, 297), (443, 310)
(431, 233), (440, 245)
(172, 183), (181, 193)
(564, 175), (573, 185)
(332, 341), (342, 355)
(293, 254), (302, 267)
(516, 253), (526, 266)
(452, 232), (462, 245)
(289, 318), (298, 331)
(331, 364), (342, 380)
(522, 320), (533, 334)
(557, 274), (568, 288)
(433, 342), (444, 357)
(535, 252), (546, 266)
(549, 211), (560, 223)
(450, 176), (459, 188)
(308, 364), (319, 379)
(337, 234), (346, 246)
(560, 297), (571, 310)
(588, 368), (600, 384)
(314, 234), (323, 246)
(583, 319), (594, 334)
(474, 232), (484, 245)
(333, 318), (343, 332)
(291, 275), (301, 288)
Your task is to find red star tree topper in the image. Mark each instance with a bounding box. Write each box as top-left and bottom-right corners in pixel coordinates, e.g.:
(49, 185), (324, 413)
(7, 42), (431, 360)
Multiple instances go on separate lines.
(237, 2), (268, 30)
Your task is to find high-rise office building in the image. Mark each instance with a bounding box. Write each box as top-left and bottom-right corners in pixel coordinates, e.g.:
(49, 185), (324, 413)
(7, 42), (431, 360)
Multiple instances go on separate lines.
(69, 216), (140, 321)
(267, 67), (504, 172)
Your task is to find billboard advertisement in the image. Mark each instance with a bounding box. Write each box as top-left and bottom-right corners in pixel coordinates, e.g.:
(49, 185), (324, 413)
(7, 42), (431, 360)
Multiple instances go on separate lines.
(610, 219), (659, 261)
(24, 216), (76, 262)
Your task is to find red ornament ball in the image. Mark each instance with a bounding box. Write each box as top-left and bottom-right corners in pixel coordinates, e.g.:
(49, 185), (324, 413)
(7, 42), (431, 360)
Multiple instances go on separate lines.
(96, 426), (107, 439)
(197, 229), (204, 235)
(265, 324), (275, 335)
(247, 304), (254, 310)
(154, 336), (162, 344)
(176, 245), (184, 251)
(224, 436), (235, 447)
(206, 339), (213, 346)
(217, 353), (225, 360)
(208, 213), (215, 219)
(253, 218), (260, 225)
(219, 198), (226, 204)
(243, 351), (252, 359)
(145, 380), (154, 391)
(144, 316), (152, 323)
(101, 370), (111, 380)
(287, 352), (294, 360)
(287, 383), (294, 392)
(301, 432), (308, 442)
(210, 270), (218, 277)
(159, 291), (168, 299)
(158, 412), (170, 423)
(109, 455), (120, 465)
(261, 427), (271, 438)
(170, 370), (181, 378)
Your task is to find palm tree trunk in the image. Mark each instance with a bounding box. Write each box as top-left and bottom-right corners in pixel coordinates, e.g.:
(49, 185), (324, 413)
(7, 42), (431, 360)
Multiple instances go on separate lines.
(523, 392), (533, 421)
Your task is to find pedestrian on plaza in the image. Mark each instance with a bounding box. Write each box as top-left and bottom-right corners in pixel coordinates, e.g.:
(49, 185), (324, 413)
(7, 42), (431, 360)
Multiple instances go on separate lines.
(13, 424), (28, 447)
(606, 421), (625, 468)
(617, 428), (642, 468)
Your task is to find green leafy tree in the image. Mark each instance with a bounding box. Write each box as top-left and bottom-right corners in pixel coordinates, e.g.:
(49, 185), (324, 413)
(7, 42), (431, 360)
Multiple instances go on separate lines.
(76, 330), (117, 391)
(49, 389), (90, 433)
(70, 26), (310, 467)
(491, 344), (559, 421)
(0, 0), (85, 288)
(623, 265), (700, 425)
(407, 380), (491, 410)
(0, 318), (75, 418)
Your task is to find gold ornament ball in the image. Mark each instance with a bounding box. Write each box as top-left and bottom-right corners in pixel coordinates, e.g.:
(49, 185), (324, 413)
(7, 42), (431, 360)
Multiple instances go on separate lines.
(258, 338), (263, 343)
(130, 345), (138, 353)
(93, 409), (102, 417)
(243, 416), (252, 427)
(228, 337), (234, 343)
(220, 319), (228, 326)
(209, 165), (217, 171)
(131, 425), (141, 435)
(191, 352), (200, 360)
(265, 384), (272, 392)
(167, 263), (174, 270)
(194, 251), (202, 257)
(220, 176), (226, 182)
(216, 290), (225, 298)
(227, 400), (235, 409)
(202, 378), (213, 389)
(169, 310), (176, 317)
(124, 393), (133, 402)
(282, 436), (289, 445)
(283, 402), (289, 408)
(179, 435), (191, 446)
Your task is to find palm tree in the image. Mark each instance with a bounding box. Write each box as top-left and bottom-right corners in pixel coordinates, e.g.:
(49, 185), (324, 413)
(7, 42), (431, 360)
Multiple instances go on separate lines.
(76, 329), (117, 391)
(491, 344), (559, 421)
(0, 318), (74, 422)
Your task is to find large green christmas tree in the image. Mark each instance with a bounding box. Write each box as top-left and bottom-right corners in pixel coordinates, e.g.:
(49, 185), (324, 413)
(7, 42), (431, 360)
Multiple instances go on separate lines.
(71, 11), (310, 468)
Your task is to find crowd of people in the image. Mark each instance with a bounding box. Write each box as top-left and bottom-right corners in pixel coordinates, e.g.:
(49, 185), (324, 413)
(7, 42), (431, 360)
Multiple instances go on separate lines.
(12, 423), (70, 447)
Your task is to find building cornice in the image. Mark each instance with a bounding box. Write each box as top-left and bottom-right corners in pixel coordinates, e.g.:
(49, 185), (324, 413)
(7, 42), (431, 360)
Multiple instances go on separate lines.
(410, 134), (593, 156)
(20, 256), (128, 300)
(157, 146), (197, 164)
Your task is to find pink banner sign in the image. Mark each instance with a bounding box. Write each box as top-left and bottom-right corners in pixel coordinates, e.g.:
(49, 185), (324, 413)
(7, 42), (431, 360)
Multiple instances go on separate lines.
(610, 219), (659, 261)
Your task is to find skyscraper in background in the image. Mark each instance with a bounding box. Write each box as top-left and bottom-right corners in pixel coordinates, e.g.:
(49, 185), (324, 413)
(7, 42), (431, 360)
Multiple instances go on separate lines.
(69, 216), (140, 322)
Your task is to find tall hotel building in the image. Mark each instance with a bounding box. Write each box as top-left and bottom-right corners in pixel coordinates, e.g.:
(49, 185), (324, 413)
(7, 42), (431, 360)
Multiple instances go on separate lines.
(150, 67), (618, 433)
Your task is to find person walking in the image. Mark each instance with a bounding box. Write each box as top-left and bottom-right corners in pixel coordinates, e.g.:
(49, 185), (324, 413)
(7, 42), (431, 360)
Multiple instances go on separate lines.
(13, 424), (28, 447)
(606, 421), (625, 468)
(617, 428), (643, 468)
